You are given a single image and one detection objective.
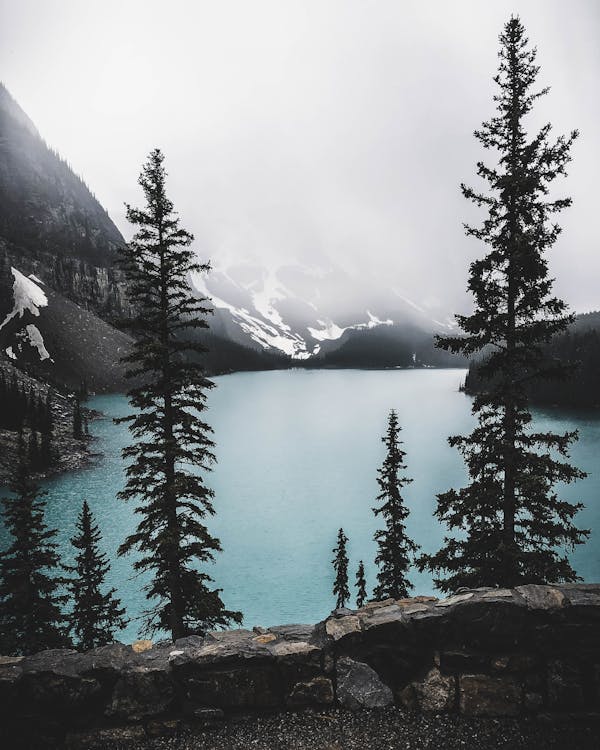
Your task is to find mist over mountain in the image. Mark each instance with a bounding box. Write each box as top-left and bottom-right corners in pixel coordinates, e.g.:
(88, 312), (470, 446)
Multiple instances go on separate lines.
(0, 81), (463, 382)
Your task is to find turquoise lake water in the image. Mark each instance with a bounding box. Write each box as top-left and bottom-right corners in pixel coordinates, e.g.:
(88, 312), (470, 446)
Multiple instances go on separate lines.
(1, 368), (599, 642)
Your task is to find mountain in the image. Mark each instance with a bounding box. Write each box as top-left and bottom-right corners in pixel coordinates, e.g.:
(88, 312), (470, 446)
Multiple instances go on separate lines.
(0, 82), (128, 318)
(0, 261), (132, 392)
(0, 81), (462, 383)
(192, 261), (465, 368)
(464, 311), (600, 407)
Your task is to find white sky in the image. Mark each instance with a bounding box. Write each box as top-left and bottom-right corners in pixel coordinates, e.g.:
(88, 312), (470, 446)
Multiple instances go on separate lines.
(1, 0), (599, 314)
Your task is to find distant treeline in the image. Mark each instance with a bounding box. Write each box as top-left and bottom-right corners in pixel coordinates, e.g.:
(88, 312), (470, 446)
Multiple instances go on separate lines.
(464, 312), (600, 407)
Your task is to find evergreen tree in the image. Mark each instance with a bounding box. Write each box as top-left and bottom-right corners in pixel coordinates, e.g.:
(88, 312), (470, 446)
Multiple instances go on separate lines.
(355, 560), (367, 609)
(66, 501), (127, 650)
(373, 410), (418, 600)
(28, 430), (40, 470)
(332, 527), (350, 609)
(117, 149), (241, 639)
(0, 449), (69, 655)
(73, 397), (83, 439)
(420, 18), (588, 592)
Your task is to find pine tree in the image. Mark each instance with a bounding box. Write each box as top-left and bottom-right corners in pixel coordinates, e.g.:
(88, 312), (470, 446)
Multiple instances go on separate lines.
(73, 397), (83, 439)
(28, 429), (40, 470)
(373, 410), (418, 600)
(66, 501), (127, 650)
(420, 17), (588, 592)
(117, 149), (241, 639)
(332, 527), (350, 609)
(0, 449), (69, 655)
(355, 560), (367, 609)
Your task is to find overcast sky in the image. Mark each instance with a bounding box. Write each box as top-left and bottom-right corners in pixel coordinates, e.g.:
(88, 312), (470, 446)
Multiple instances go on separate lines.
(1, 0), (598, 315)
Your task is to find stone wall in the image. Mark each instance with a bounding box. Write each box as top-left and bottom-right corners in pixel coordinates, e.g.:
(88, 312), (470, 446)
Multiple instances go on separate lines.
(1, 584), (599, 747)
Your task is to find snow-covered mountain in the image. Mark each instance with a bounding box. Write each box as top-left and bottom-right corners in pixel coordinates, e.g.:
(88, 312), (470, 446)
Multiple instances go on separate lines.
(0, 263), (133, 391)
(191, 261), (456, 361)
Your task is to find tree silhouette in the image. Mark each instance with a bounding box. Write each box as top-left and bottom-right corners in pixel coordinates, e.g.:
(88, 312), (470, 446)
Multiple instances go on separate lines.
(373, 410), (418, 600)
(117, 149), (241, 638)
(355, 560), (367, 609)
(66, 501), (127, 650)
(420, 17), (588, 591)
(0, 446), (69, 655)
(332, 528), (350, 609)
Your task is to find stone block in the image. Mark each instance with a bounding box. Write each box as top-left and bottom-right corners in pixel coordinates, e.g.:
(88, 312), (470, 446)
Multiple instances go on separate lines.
(336, 656), (393, 710)
(459, 674), (521, 716)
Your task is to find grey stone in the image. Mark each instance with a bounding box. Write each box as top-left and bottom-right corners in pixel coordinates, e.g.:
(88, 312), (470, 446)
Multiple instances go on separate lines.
(336, 656), (393, 710)
(459, 674), (521, 716)
(361, 604), (404, 630)
(436, 592), (474, 608)
(515, 584), (565, 610)
(401, 666), (455, 712)
(286, 676), (334, 707)
(108, 666), (174, 720)
(325, 615), (361, 641)
(268, 624), (315, 641)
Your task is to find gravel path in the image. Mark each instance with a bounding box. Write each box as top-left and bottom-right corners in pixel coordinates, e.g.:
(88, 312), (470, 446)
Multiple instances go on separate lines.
(93, 708), (599, 750)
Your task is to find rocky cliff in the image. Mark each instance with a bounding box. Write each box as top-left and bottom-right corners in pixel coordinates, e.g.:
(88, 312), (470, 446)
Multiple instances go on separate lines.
(1, 583), (599, 748)
(0, 83), (127, 318)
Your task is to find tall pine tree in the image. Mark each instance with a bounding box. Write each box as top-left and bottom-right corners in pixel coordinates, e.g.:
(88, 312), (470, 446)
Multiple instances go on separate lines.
(420, 18), (588, 592)
(66, 501), (128, 650)
(373, 410), (418, 600)
(355, 560), (367, 609)
(0, 449), (69, 655)
(332, 528), (350, 609)
(117, 149), (241, 639)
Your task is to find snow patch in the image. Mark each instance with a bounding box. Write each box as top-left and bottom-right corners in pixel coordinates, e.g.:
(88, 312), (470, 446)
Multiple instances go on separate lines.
(25, 324), (52, 361)
(0, 267), (48, 331)
(28, 274), (45, 285)
(5, 346), (15, 360)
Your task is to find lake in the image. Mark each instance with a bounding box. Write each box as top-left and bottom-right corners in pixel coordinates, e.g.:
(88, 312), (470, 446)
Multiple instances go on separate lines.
(2, 368), (599, 642)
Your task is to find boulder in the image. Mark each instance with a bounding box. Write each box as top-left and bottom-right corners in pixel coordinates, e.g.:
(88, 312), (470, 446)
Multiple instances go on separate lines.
(401, 666), (455, 712)
(325, 615), (361, 642)
(108, 664), (175, 720)
(459, 674), (521, 716)
(286, 676), (334, 707)
(336, 656), (393, 710)
(515, 585), (565, 611)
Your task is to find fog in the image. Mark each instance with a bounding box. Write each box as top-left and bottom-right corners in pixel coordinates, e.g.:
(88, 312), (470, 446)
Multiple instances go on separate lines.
(1, 0), (599, 316)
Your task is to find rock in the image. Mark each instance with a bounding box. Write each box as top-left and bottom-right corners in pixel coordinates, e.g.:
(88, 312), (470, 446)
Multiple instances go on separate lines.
(491, 653), (538, 673)
(172, 635), (206, 650)
(332, 607), (355, 618)
(440, 650), (490, 675)
(336, 656), (393, 710)
(459, 674), (521, 716)
(515, 584), (565, 610)
(132, 639), (153, 653)
(436, 592), (474, 608)
(481, 589), (514, 599)
(361, 604), (404, 630)
(401, 603), (430, 615)
(74, 642), (133, 680)
(268, 624), (315, 641)
(253, 633), (277, 644)
(547, 659), (585, 710)
(401, 666), (455, 712)
(185, 664), (281, 709)
(19, 649), (103, 719)
(286, 676), (334, 707)
(108, 665), (174, 720)
(325, 615), (361, 641)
